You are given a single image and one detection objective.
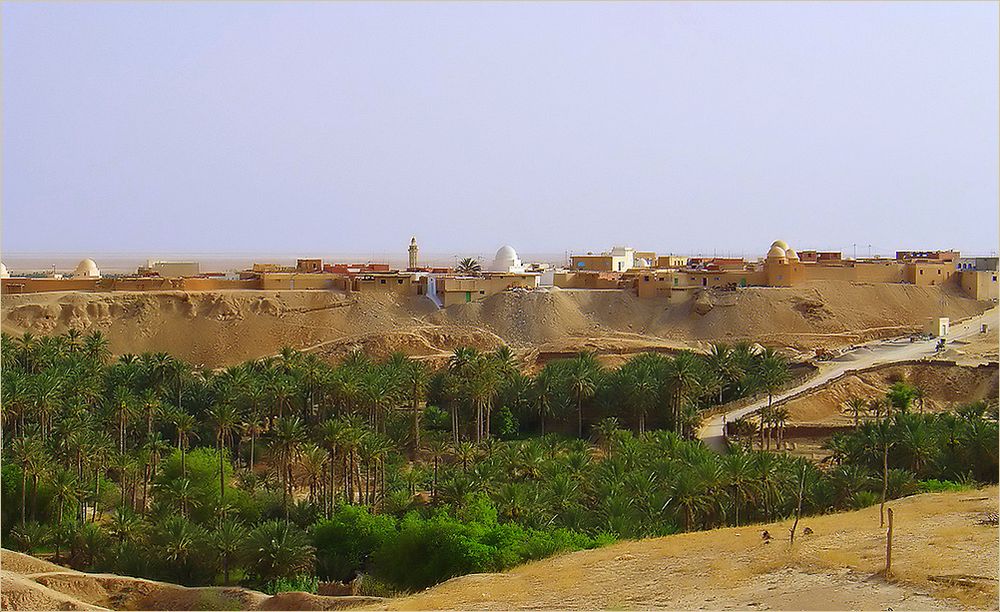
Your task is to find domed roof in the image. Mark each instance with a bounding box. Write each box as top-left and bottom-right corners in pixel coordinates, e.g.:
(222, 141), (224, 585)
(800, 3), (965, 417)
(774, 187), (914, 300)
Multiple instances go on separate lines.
(73, 258), (101, 278)
(767, 245), (787, 260)
(770, 240), (789, 250)
(492, 245), (522, 272)
(784, 248), (799, 261)
(495, 245), (517, 260)
(0, 262), (8, 279)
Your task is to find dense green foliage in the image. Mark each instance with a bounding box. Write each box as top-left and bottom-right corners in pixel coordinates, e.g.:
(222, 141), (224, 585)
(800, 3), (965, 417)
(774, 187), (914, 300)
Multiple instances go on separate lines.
(1, 330), (995, 594)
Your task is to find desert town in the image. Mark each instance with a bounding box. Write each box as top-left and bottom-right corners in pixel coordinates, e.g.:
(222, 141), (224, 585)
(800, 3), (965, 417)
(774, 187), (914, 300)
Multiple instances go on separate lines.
(3, 1), (998, 610)
(3, 238), (996, 303)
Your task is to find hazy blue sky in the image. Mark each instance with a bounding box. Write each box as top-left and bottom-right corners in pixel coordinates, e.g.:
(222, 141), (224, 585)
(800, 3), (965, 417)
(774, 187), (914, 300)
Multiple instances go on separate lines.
(3, 1), (998, 257)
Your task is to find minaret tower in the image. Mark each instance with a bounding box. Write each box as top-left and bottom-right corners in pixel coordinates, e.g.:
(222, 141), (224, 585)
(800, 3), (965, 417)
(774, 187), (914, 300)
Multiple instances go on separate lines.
(408, 236), (419, 269)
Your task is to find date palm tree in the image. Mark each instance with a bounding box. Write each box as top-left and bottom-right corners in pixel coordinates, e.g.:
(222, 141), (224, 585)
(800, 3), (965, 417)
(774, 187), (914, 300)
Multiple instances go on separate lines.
(207, 402), (241, 522)
(665, 352), (701, 432)
(212, 519), (248, 585)
(456, 257), (482, 276)
(242, 520), (315, 586)
(720, 452), (755, 526)
(171, 410), (199, 476)
(844, 397), (868, 428)
(270, 416), (307, 519)
(403, 359), (428, 458)
(566, 353), (599, 438)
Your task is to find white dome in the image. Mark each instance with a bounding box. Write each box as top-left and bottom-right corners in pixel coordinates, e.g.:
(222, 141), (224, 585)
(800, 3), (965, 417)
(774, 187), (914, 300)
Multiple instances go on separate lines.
(771, 240), (789, 250)
(492, 245), (522, 273)
(784, 248), (799, 261)
(73, 258), (101, 278)
(767, 245), (787, 260)
(0, 263), (8, 279)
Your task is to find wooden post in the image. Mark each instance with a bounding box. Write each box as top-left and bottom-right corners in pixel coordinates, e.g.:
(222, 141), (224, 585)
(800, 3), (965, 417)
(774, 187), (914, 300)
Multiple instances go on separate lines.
(885, 508), (894, 578)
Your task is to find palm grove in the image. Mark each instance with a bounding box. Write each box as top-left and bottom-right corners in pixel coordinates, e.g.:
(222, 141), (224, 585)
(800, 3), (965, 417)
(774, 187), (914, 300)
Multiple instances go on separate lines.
(1, 330), (996, 594)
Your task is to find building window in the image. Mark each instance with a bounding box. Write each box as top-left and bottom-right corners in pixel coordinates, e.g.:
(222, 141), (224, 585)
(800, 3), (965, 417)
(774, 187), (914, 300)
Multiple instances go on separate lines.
(644, 276), (650, 282)
(919, 270), (923, 275)
(479, 290), (485, 294)
(380, 279), (386, 284)
(397, 279), (404, 284)
(673, 278), (678, 286)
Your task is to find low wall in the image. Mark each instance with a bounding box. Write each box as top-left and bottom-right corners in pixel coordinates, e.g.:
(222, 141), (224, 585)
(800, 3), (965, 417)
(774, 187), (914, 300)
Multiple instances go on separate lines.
(1, 277), (264, 294)
(699, 361), (819, 420)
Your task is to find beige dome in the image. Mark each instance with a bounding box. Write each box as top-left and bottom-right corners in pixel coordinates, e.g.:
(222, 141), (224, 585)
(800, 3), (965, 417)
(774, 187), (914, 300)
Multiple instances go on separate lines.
(770, 240), (789, 250)
(767, 245), (787, 260)
(784, 248), (799, 261)
(73, 258), (101, 278)
(0, 263), (8, 279)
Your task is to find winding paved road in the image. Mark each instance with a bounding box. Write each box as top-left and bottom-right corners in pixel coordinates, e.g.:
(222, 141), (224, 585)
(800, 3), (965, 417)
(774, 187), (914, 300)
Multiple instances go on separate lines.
(697, 307), (999, 452)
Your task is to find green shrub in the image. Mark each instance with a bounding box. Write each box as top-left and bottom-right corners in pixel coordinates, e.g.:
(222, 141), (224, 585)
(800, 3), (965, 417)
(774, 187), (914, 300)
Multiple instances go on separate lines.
(263, 574), (318, 595)
(311, 505), (397, 582)
(423, 406), (451, 431)
(917, 479), (970, 493)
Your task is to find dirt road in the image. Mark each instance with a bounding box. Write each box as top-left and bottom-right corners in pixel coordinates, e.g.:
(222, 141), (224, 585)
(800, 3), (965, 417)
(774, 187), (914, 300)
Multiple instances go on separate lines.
(698, 308), (999, 452)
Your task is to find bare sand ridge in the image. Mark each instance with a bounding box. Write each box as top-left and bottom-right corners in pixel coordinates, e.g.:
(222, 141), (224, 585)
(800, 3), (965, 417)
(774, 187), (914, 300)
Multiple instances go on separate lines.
(1, 281), (990, 367)
(781, 361), (999, 427)
(0, 550), (382, 611)
(376, 487), (999, 611)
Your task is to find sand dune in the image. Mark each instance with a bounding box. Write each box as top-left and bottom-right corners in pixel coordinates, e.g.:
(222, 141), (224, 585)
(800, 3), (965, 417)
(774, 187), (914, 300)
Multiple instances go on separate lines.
(1, 281), (990, 367)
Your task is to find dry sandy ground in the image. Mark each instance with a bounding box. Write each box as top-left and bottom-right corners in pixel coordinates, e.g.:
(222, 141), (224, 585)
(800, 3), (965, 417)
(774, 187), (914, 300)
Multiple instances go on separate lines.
(781, 361), (999, 427)
(0, 550), (381, 611)
(941, 327), (1000, 365)
(2, 281), (990, 367)
(378, 487), (999, 611)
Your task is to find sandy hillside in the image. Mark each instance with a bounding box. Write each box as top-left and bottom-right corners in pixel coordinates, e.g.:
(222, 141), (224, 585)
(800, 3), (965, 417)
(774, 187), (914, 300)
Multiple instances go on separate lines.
(0, 549), (381, 611)
(376, 487), (999, 611)
(1, 281), (990, 367)
(942, 326), (1000, 365)
(781, 361), (1000, 427)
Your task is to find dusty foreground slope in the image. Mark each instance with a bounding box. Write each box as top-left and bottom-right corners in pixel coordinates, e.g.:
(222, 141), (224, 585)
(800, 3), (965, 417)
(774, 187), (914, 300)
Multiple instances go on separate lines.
(0, 550), (381, 611)
(782, 361), (1000, 427)
(378, 487), (999, 611)
(1, 281), (990, 367)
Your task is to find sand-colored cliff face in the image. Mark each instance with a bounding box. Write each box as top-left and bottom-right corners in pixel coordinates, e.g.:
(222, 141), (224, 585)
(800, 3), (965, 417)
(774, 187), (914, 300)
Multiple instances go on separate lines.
(2, 281), (990, 367)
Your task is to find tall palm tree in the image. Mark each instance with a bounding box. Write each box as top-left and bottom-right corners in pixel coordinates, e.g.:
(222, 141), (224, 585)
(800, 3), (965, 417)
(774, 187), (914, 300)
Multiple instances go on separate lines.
(9, 436), (45, 526)
(566, 353), (599, 438)
(666, 352), (701, 433)
(207, 403), (241, 522)
(403, 359), (428, 458)
(270, 416), (307, 519)
(171, 410), (199, 476)
(531, 368), (559, 435)
(720, 452), (754, 526)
